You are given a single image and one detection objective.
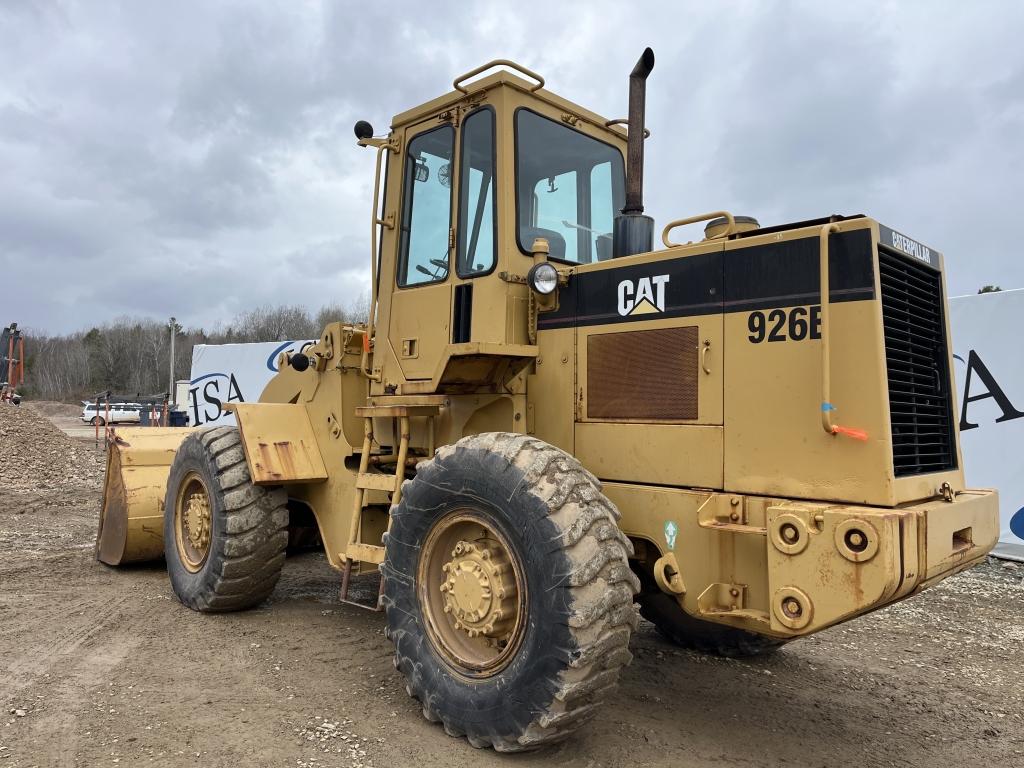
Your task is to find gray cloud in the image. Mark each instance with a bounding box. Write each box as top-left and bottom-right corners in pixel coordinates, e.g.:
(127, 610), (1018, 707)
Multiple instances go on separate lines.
(1, 0), (1022, 334)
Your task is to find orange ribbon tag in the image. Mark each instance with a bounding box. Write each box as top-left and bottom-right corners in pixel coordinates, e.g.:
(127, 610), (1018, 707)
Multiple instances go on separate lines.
(832, 425), (868, 441)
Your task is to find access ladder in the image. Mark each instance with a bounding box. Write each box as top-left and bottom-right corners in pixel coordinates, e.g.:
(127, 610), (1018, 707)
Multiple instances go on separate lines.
(339, 404), (439, 610)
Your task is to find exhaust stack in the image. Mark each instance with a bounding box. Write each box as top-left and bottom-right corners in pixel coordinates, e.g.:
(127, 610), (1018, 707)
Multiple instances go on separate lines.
(613, 47), (655, 258)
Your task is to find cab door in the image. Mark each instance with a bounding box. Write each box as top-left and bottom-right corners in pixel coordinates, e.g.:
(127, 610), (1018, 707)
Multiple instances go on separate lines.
(388, 121), (456, 380)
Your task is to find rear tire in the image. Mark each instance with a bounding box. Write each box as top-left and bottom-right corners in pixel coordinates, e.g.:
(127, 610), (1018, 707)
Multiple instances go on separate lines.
(164, 426), (288, 612)
(383, 433), (639, 752)
(90, 415), (105, 426)
(637, 571), (785, 658)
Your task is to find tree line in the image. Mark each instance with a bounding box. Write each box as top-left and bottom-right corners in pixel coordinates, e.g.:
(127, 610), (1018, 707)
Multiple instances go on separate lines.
(19, 296), (369, 403)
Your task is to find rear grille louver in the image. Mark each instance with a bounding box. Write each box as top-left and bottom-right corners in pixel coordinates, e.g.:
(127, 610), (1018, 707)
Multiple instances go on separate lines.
(878, 247), (957, 476)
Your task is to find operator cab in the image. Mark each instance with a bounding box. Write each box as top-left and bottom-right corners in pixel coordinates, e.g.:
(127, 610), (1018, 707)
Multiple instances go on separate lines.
(363, 63), (633, 395)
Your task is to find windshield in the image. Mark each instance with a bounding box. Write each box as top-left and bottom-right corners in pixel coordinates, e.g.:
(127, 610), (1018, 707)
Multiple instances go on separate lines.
(515, 109), (625, 264)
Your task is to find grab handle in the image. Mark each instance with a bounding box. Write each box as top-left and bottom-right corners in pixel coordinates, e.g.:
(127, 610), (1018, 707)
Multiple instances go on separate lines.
(662, 211), (735, 248)
(819, 223), (839, 435)
(454, 60), (544, 93)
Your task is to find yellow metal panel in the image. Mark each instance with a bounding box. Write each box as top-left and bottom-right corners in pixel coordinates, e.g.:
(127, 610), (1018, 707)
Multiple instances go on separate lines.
(232, 403), (328, 485)
(576, 422), (723, 488)
(529, 328), (576, 453)
(724, 289), (895, 506)
(893, 469), (966, 504)
(765, 505), (903, 634)
(388, 281), (452, 380)
(920, 490), (999, 584)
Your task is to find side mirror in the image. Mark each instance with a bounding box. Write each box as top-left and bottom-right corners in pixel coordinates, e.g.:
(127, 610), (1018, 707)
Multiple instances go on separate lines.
(354, 120), (374, 141)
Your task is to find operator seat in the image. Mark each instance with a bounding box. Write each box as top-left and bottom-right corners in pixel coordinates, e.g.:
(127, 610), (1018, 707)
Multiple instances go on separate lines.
(521, 227), (567, 260)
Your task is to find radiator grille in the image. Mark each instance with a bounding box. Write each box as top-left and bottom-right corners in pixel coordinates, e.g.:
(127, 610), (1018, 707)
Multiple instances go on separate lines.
(878, 248), (957, 476)
(587, 326), (698, 421)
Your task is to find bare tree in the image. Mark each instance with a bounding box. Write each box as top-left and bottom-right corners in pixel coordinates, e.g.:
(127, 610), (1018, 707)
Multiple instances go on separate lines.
(21, 296), (375, 402)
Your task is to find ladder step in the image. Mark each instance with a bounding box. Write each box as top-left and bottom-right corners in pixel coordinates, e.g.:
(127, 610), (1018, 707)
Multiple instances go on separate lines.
(346, 542), (386, 565)
(339, 558), (385, 612)
(357, 472), (398, 492)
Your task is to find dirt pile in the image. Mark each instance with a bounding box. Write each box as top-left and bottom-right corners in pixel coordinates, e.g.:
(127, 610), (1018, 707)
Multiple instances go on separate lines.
(0, 403), (104, 492)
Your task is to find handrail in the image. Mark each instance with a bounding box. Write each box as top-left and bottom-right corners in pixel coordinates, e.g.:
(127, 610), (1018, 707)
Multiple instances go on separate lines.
(454, 59), (544, 93)
(360, 142), (391, 381)
(662, 211), (735, 248)
(604, 118), (651, 139)
(819, 223), (840, 435)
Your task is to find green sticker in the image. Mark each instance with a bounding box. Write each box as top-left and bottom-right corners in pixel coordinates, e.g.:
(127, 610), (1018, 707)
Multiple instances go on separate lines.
(664, 520), (678, 550)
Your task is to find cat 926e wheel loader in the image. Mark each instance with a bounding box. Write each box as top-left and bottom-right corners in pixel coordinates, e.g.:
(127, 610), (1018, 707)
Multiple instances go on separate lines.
(97, 49), (999, 751)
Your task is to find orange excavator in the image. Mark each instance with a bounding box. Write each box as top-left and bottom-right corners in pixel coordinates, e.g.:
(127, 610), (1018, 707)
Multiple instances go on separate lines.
(1, 323), (25, 405)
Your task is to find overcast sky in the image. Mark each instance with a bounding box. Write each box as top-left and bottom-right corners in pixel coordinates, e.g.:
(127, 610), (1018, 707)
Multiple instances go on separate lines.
(2, 1), (1022, 334)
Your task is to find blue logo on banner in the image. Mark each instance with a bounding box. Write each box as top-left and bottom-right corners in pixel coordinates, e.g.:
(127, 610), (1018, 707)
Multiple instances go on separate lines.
(1010, 507), (1024, 541)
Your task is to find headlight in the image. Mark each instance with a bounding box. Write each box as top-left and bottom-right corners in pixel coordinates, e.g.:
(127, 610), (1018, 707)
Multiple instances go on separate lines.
(527, 262), (559, 295)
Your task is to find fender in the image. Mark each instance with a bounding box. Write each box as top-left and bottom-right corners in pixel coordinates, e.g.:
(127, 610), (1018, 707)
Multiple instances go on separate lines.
(225, 403), (329, 485)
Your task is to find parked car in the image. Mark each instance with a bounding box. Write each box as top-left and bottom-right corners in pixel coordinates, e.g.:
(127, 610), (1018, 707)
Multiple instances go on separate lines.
(81, 402), (142, 425)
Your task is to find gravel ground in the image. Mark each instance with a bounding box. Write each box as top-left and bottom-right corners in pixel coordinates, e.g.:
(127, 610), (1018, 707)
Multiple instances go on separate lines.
(0, 402), (103, 493)
(1, 402), (1022, 767)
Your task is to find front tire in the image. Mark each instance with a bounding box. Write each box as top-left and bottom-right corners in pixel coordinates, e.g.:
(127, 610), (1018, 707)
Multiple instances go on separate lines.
(164, 427), (288, 612)
(382, 433), (639, 752)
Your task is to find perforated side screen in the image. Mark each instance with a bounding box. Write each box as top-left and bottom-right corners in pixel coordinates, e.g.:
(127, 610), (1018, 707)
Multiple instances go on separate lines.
(587, 326), (699, 421)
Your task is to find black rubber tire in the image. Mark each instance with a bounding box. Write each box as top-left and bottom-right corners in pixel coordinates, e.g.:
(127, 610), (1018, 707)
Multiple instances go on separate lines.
(91, 416), (104, 426)
(164, 426), (288, 612)
(382, 432), (639, 752)
(637, 573), (786, 658)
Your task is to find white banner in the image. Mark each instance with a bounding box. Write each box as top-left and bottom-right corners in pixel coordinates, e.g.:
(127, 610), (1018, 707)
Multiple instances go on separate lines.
(186, 339), (315, 427)
(950, 289), (1024, 561)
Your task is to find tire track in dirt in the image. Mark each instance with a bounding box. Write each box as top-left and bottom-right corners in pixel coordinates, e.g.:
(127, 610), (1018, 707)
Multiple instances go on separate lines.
(2, 589), (145, 696)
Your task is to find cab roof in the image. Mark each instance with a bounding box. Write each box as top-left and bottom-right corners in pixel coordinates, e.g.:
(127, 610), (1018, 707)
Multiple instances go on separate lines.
(390, 69), (629, 145)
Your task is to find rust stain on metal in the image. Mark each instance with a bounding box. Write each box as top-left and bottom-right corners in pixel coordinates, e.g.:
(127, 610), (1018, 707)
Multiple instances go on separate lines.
(256, 442), (283, 480)
(273, 440), (296, 476)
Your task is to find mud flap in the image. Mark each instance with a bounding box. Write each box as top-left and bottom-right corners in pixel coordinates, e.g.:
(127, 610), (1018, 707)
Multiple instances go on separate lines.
(97, 427), (193, 565)
(226, 403), (328, 485)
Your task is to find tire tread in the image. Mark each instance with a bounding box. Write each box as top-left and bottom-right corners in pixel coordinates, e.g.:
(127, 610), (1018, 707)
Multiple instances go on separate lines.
(165, 428), (288, 613)
(386, 432), (638, 751)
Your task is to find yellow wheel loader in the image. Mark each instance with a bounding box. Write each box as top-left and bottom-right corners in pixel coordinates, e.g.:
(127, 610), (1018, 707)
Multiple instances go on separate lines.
(97, 49), (999, 751)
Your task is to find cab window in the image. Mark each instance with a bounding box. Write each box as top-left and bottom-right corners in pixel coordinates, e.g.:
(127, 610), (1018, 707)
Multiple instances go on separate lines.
(398, 125), (454, 287)
(515, 109), (625, 264)
(457, 108), (496, 277)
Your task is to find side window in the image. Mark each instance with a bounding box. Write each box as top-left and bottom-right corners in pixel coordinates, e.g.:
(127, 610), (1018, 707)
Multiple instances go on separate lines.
(457, 108), (496, 277)
(515, 109), (625, 264)
(398, 125), (454, 287)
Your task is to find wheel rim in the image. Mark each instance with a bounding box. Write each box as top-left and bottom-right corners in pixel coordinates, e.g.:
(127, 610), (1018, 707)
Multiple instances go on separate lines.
(417, 511), (526, 677)
(174, 472), (212, 572)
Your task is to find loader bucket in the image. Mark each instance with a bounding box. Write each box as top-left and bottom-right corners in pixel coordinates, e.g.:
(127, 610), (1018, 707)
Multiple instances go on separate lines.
(96, 427), (194, 566)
